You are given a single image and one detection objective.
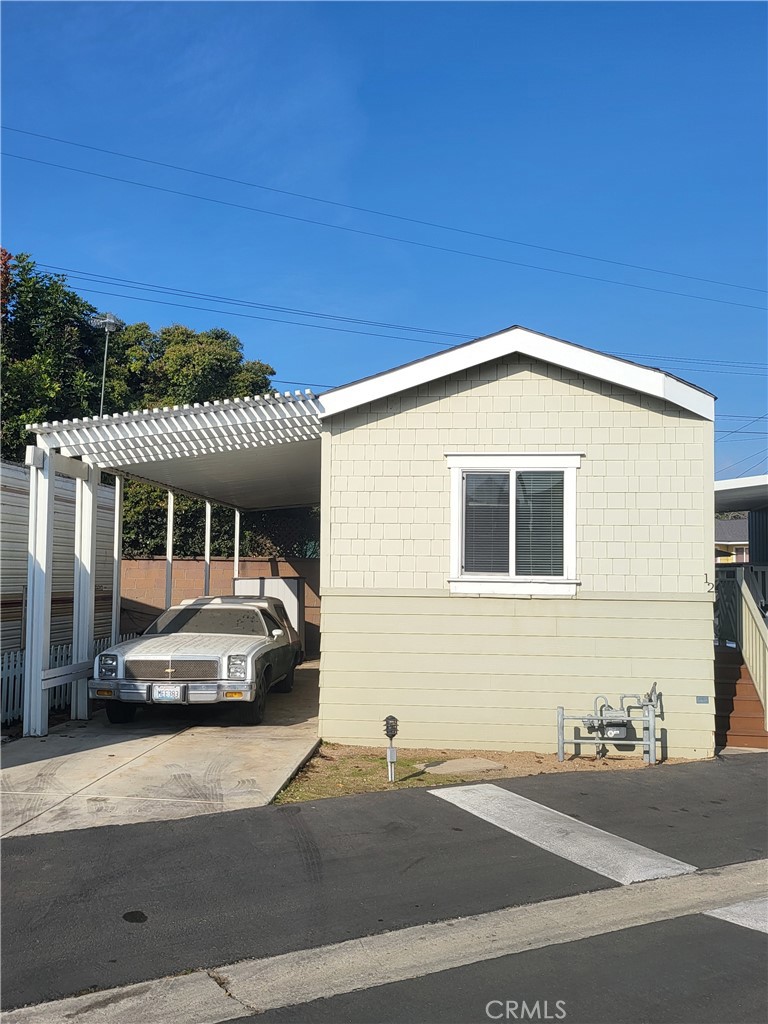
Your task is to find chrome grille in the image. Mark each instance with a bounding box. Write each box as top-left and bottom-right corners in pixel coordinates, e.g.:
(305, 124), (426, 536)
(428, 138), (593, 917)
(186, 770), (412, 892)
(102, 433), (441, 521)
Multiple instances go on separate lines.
(124, 659), (219, 681)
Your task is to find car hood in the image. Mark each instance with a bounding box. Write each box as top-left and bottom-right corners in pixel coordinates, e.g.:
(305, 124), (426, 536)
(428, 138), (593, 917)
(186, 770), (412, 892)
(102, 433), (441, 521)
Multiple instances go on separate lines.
(105, 634), (270, 660)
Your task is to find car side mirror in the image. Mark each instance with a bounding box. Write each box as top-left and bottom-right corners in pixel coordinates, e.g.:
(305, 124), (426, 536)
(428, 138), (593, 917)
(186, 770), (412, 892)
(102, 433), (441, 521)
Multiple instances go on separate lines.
(271, 629), (284, 639)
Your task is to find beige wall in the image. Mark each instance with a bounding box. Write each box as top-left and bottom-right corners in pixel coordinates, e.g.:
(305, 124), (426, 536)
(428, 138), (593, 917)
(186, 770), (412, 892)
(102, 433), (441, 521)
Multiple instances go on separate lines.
(319, 354), (716, 757)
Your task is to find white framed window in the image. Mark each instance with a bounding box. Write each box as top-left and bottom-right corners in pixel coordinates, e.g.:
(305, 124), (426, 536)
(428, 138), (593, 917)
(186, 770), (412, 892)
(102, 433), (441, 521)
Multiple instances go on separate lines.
(446, 453), (582, 596)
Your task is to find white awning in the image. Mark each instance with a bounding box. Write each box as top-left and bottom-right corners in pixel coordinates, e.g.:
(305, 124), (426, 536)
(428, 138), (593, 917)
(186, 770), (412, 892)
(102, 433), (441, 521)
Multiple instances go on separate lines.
(28, 390), (323, 510)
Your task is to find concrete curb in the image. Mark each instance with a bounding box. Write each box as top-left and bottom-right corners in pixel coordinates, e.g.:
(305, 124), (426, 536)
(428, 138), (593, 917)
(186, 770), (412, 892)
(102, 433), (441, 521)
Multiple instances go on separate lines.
(267, 737), (321, 803)
(5, 860), (766, 1024)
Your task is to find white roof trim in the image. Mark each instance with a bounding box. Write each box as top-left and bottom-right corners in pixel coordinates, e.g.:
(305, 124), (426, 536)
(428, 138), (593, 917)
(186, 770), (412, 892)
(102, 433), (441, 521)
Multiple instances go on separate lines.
(715, 475), (768, 494)
(319, 326), (715, 421)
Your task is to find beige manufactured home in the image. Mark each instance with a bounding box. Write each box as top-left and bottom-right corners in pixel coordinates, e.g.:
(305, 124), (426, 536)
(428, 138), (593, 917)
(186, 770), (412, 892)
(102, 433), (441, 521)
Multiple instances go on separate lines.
(19, 324), (720, 751)
(317, 326), (715, 758)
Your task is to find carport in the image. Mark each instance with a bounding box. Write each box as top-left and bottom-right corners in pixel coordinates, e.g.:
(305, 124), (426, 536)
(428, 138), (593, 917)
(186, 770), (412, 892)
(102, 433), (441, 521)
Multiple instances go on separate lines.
(22, 391), (323, 737)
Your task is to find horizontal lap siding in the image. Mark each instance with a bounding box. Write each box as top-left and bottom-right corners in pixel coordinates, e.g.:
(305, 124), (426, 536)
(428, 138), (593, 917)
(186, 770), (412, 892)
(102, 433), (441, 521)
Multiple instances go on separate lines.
(319, 593), (715, 756)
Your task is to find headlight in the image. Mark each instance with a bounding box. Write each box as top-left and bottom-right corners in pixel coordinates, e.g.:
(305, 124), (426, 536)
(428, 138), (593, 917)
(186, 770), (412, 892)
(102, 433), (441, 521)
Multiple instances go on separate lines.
(228, 655), (247, 679)
(99, 654), (118, 679)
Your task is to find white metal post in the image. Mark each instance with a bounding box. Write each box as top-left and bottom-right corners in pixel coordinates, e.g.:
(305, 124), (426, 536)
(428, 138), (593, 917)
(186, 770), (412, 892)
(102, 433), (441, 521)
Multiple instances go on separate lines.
(165, 490), (174, 608)
(72, 463), (99, 720)
(204, 500), (212, 596)
(23, 444), (55, 737)
(233, 509), (241, 581)
(111, 474), (123, 646)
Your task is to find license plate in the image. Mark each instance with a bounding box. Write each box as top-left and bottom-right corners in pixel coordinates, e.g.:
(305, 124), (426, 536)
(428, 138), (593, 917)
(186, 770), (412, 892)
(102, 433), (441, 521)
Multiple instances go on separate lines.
(152, 684), (183, 702)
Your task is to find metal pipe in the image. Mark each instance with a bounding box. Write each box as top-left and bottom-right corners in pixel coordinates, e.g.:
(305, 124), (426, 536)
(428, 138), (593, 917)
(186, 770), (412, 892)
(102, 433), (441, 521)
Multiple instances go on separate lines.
(557, 706), (565, 762)
(648, 704), (657, 765)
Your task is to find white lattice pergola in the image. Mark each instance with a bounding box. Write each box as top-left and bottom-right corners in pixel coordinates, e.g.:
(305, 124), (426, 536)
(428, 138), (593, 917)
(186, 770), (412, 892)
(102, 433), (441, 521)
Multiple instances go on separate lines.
(23, 390), (323, 736)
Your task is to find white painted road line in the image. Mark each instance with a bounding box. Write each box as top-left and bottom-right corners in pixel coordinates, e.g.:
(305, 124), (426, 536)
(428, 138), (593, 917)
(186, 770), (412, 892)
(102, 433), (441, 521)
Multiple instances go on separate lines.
(707, 897), (768, 934)
(4, 860), (765, 1024)
(431, 784), (697, 885)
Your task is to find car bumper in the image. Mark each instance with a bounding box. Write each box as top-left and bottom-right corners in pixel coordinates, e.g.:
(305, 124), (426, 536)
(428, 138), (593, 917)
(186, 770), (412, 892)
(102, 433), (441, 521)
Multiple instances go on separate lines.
(89, 681), (257, 704)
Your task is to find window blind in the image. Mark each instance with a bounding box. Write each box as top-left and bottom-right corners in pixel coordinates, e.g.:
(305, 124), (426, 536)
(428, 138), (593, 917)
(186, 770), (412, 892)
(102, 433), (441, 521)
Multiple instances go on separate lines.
(515, 471), (564, 576)
(463, 473), (510, 574)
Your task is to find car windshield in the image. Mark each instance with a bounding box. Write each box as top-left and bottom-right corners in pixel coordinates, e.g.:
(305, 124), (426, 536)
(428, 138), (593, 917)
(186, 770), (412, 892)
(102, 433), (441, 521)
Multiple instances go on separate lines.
(144, 607), (267, 637)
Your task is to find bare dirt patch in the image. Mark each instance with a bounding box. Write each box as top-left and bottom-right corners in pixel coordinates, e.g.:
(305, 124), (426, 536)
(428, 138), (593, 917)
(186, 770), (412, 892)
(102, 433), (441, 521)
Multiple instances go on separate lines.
(274, 743), (694, 804)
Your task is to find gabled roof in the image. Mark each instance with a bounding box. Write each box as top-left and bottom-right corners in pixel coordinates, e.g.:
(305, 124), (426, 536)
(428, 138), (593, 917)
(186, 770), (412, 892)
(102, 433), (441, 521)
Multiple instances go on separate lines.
(319, 325), (715, 420)
(715, 519), (750, 543)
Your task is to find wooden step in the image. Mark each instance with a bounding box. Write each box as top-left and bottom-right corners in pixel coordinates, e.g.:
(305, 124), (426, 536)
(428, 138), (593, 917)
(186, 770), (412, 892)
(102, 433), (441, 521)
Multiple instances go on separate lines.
(713, 646), (768, 748)
(715, 693), (766, 713)
(716, 714), (768, 735)
(714, 683), (761, 702)
(720, 733), (768, 750)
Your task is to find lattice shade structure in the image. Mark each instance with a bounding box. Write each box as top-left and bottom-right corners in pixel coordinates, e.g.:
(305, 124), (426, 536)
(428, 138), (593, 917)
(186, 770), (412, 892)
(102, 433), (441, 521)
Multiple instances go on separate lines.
(22, 389), (325, 737)
(28, 390), (323, 509)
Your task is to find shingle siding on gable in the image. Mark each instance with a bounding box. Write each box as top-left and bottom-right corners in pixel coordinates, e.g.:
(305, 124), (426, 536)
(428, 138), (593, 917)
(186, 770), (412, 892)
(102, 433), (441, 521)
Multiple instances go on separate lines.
(322, 354), (713, 596)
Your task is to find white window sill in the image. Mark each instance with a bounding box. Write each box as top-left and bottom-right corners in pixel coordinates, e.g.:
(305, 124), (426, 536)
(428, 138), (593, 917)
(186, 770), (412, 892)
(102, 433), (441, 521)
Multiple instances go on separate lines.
(448, 578), (580, 597)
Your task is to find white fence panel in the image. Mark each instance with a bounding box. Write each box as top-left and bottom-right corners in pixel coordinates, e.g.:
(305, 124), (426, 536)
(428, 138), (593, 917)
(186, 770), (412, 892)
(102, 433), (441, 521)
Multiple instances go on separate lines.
(1, 634), (136, 725)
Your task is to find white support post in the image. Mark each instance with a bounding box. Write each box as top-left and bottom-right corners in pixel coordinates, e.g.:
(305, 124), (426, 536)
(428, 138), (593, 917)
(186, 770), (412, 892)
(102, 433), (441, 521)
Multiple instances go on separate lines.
(111, 474), (124, 646)
(233, 509), (241, 582)
(72, 462), (99, 720)
(204, 500), (212, 596)
(23, 444), (55, 737)
(165, 490), (174, 608)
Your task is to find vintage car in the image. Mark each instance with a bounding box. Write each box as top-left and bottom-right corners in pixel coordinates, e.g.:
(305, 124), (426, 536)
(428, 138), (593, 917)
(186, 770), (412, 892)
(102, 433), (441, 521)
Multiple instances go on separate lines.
(91, 596), (303, 725)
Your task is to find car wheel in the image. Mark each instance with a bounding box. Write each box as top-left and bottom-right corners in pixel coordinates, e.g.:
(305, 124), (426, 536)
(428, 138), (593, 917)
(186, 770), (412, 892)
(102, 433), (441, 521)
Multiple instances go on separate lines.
(272, 658), (296, 694)
(105, 701), (138, 724)
(241, 671), (267, 725)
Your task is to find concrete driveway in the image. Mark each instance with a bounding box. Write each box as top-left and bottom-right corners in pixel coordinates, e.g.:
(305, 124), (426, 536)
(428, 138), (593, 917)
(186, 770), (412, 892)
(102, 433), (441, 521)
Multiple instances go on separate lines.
(0, 662), (319, 837)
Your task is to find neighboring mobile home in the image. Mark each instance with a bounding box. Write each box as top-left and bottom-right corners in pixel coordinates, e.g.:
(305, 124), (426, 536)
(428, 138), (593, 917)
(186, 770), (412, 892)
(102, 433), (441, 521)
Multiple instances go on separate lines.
(0, 460), (115, 651)
(317, 326), (716, 757)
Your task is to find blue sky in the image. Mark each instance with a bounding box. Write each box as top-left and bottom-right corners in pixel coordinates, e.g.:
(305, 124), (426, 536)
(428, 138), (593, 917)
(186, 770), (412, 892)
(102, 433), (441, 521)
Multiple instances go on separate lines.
(3, 1), (766, 477)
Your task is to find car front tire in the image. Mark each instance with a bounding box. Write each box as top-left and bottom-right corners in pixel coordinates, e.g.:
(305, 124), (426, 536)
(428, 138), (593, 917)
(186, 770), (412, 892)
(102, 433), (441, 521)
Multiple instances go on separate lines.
(241, 671), (267, 725)
(272, 658), (296, 694)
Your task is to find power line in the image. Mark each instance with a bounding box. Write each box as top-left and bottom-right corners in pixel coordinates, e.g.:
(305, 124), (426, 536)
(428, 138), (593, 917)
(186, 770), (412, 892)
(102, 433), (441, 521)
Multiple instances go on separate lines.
(37, 262), (768, 373)
(70, 283), (765, 377)
(715, 413), (768, 442)
(73, 285), (455, 347)
(272, 378), (335, 390)
(5, 124), (764, 295)
(6, 151), (767, 314)
(38, 264), (469, 340)
(719, 446), (768, 474)
(737, 453), (768, 477)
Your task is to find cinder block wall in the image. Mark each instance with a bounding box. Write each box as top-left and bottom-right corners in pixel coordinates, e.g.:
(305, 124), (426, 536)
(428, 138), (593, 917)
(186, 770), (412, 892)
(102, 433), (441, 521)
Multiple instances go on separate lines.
(120, 557), (321, 656)
(319, 354), (716, 757)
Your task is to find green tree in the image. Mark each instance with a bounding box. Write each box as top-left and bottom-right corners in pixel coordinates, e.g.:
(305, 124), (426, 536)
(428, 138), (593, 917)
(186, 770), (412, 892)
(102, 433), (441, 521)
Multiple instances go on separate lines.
(0, 251), (106, 458)
(0, 251), (321, 559)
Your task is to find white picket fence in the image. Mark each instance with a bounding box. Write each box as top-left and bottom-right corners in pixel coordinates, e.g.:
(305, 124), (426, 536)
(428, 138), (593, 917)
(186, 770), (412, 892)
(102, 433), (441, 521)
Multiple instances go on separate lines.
(1, 635), (136, 726)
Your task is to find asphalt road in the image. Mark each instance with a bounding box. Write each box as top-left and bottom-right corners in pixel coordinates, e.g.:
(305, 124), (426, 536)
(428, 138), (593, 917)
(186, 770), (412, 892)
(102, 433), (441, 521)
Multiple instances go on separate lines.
(2, 751), (767, 1016)
(244, 914), (768, 1024)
